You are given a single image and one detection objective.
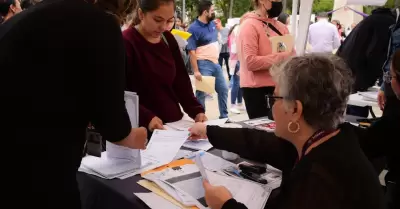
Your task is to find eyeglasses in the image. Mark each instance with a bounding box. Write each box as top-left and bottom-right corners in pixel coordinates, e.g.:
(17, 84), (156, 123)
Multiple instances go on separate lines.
(384, 72), (392, 83)
(265, 95), (283, 109)
(384, 71), (399, 83)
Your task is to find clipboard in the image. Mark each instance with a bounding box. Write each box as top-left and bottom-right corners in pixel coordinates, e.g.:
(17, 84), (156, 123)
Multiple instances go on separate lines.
(195, 76), (215, 94)
(269, 34), (294, 53)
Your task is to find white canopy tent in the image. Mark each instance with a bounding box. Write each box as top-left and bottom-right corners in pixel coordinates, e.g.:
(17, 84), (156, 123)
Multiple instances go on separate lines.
(292, 0), (388, 55)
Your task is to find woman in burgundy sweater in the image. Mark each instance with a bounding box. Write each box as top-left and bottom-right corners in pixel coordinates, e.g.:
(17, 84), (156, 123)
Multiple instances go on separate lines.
(123, 0), (206, 132)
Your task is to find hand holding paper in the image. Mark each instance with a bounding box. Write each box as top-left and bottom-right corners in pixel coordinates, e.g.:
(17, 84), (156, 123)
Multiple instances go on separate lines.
(203, 181), (233, 209)
(189, 123), (207, 140)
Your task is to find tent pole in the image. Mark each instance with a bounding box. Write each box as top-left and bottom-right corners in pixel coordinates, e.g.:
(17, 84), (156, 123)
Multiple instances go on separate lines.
(291, 0), (299, 39)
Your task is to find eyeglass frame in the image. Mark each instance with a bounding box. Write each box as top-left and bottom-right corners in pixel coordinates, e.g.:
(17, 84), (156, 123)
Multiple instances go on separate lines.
(384, 70), (400, 84)
(265, 95), (284, 109)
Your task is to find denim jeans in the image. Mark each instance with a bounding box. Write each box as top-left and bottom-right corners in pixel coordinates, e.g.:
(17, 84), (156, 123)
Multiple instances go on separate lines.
(196, 60), (228, 118)
(218, 52), (230, 80)
(231, 62), (242, 104)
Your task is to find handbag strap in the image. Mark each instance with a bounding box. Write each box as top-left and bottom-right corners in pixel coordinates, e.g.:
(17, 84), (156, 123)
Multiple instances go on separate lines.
(261, 21), (283, 36)
(161, 33), (169, 47)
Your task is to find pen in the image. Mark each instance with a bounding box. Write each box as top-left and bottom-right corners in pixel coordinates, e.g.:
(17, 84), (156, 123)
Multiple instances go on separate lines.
(178, 151), (205, 160)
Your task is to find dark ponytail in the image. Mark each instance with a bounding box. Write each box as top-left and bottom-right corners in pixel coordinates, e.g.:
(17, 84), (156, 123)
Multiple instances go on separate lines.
(88, 0), (136, 25)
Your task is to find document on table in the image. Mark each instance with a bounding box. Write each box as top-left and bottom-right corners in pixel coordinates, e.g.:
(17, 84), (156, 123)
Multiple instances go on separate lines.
(359, 91), (378, 102)
(124, 91), (139, 128)
(208, 170), (271, 209)
(80, 152), (146, 179)
(142, 130), (189, 164)
(195, 76), (215, 94)
(79, 130), (188, 179)
(143, 162), (270, 209)
(135, 193), (181, 209)
(105, 141), (141, 162)
(194, 153), (208, 181)
(137, 180), (197, 209)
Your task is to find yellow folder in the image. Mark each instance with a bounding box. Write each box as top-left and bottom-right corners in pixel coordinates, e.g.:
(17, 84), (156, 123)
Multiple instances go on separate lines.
(195, 76), (216, 94)
(138, 159), (199, 209)
(171, 29), (192, 40)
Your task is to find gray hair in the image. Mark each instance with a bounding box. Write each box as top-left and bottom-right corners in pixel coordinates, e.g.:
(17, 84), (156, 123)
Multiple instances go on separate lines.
(271, 54), (353, 130)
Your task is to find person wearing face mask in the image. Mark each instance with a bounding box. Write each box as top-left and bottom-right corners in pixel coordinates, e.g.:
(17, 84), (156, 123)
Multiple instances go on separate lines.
(237, 0), (293, 120)
(123, 0), (206, 133)
(187, 0), (229, 119)
(0, 0), (22, 24)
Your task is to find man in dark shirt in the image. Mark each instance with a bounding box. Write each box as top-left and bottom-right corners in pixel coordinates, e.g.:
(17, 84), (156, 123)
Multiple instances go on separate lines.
(0, 0), (146, 208)
(336, 8), (395, 117)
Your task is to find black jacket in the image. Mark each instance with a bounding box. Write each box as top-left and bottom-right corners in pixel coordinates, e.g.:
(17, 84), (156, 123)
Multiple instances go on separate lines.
(336, 8), (395, 91)
(207, 123), (385, 209)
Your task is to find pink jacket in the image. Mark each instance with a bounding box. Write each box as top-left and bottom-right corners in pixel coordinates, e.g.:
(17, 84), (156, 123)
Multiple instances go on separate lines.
(238, 12), (292, 88)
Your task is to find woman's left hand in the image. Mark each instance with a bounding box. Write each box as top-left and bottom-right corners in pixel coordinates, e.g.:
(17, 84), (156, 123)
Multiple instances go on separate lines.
(203, 180), (233, 209)
(195, 113), (208, 122)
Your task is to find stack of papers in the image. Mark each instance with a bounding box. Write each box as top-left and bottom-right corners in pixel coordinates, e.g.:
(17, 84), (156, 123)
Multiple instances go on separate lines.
(79, 130), (189, 179)
(141, 154), (270, 209)
(359, 91), (378, 102)
(244, 118), (276, 132)
(124, 91), (139, 128)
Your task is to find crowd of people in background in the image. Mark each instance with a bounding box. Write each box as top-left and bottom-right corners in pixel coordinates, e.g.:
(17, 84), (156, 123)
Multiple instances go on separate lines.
(0, 0), (399, 209)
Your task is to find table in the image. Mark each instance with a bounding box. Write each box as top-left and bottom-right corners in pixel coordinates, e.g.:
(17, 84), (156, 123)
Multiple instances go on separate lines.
(347, 89), (379, 118)
(347, 93), (379, 108)
(77, 149), (247, 209)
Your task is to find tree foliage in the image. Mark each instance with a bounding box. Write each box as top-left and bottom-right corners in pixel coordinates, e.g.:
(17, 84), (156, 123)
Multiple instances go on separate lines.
(176, 0), (398, 25)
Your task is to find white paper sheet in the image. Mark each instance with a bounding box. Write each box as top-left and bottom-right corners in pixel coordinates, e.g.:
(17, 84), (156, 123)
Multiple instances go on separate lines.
(80, 130), (188, 179)
(124, 91), (139, 128)
(135, 193), (181, 209)
(207, 170), (271, 209)
(194, 153), (208, 181)
(182, 140), (213, 151)
(142, 130), (189, 163)
(80, 153), (145, 179)
(173, 149), (193, 160)
(105, 141), (141, 163)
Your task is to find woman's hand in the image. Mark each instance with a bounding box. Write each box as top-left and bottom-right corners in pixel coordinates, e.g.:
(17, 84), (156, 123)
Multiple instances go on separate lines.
(114, 127), (148, 149)
(195, 113), (208, 122)
(203, 180), (233, 209)
(148, 116), (165, 131)
(189, 122), (207, 140)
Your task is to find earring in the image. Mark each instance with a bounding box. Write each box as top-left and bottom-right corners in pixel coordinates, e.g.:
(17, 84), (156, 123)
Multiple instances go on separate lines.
(287, 121), (300, 133)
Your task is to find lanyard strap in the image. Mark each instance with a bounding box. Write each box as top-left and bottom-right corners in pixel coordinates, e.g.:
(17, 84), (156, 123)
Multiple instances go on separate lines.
(300, 129), (335, 159)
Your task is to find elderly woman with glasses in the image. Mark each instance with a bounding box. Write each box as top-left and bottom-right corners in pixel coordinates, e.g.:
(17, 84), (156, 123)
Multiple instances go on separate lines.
(189, 54), (385, 209)
(358, 49), (400, 209)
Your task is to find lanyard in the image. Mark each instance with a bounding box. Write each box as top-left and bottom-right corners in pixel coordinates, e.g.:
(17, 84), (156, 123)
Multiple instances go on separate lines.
(300, 129), (336, 159)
